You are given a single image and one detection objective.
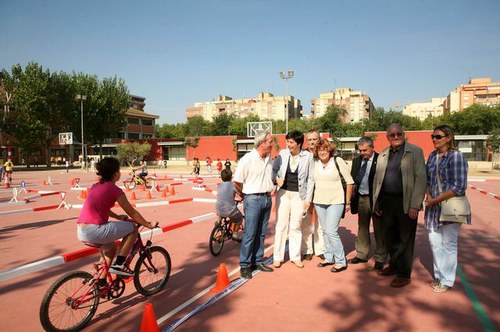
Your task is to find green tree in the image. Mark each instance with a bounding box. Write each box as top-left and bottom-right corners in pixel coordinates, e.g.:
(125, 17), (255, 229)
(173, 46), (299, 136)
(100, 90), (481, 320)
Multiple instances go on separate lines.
(211, 113), (235, 136)
(229, 114), (260, 136)
(116, 142), (151, 166)
(185, 116), (209, 137)
(487, 128), (500, 170)
(184, 136), (200, 163)
(446, 104), (500, 135)
(157, 123), (185, 139)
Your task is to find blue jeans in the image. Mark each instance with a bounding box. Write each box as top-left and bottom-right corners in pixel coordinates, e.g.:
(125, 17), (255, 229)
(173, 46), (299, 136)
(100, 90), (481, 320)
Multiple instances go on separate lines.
(314, 204), (346, 266)
(240, 194), (272, 268)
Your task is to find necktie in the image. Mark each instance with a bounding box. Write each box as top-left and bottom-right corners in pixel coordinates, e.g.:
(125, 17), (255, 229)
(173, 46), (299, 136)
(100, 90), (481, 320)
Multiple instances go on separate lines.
(355, 159), (368, 185)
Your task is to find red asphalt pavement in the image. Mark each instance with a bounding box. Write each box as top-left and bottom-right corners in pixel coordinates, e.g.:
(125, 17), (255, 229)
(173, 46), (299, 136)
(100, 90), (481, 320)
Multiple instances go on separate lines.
(0, 168), (499, 332)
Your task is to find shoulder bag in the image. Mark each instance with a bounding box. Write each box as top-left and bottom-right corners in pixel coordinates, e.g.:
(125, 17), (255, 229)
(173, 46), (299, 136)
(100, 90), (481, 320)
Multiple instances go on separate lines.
(334, 157), (347, 218)
(436, 154), (470, 224)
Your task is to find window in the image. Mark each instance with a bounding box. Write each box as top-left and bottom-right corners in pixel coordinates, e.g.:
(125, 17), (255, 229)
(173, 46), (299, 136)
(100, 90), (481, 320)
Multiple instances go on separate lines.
(127, 133), (140, 139)
(128, 117), (140, 124)
(141, 119), (153, 126)
(168, 146), (186, 161)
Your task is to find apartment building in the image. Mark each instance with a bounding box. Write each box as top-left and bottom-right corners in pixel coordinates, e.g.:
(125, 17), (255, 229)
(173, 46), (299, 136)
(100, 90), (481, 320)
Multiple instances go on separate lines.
(118, 95), (159, 140)
(402, 97), (446, 121)
(444, 77), (500, 113)
(185, 92), (303, 122)
(310, 87), (375, 123)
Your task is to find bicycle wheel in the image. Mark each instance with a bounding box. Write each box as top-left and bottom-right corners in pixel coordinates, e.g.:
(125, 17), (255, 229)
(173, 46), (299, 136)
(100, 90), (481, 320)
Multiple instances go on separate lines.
(209, 220), (226, 256)
(40, 271), (99, 332)
(134, 246), (171, 296)
(125, 177), (136, 190)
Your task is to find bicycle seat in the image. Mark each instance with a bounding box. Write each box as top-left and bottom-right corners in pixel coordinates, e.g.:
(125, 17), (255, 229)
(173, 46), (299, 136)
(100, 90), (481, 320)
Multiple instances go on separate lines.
(82, 241), (102, 249)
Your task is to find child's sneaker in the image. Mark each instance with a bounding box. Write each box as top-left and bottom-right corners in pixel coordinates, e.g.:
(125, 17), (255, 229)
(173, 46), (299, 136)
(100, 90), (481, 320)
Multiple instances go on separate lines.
(232, 232), (242, 243)
(109, 263), (134, 277)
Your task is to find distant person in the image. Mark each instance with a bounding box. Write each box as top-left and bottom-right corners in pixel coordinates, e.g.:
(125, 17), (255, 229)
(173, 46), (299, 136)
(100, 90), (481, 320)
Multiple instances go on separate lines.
(3, 160), (14, 181)
(272, 130), (314, 269)
(301, 129), (325, 261)
(372, 124), (427, 288)
(233, 131), (275, 279)
(349, 136), (386, 271)
(224, 158), (232, 171)
(206, 156), (212, 173)
(65, 159), (71, 173)
(216, 159), (223, 172)
(216, 169), (243, 242)
(90, 158), (96, 173)
(425, 125), (471, 293)
(158, 159), (164, 169)
(193, 158), (201, 176)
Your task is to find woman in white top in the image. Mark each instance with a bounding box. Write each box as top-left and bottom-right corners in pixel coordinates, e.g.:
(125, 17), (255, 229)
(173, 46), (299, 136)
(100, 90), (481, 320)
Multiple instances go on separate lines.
(272, 131), (315, 268)
(313, 139), (354, 273)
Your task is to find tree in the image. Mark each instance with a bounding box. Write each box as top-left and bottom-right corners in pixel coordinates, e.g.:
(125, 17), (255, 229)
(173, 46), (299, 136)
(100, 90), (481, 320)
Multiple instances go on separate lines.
(116, 142), (151, 166)
(211, 113), (235, 136)
(487, 129), (500, 170)
(185, 116), (209, 137)
(184, 136), (200, 163)
(157, 123), (185, 139)
(446, 104), (500, 135)
(229, 114), (260, 136)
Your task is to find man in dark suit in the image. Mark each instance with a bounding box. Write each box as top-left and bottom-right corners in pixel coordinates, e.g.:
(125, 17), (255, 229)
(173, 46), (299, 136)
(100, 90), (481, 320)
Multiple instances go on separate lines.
(349, 137), (386, 271)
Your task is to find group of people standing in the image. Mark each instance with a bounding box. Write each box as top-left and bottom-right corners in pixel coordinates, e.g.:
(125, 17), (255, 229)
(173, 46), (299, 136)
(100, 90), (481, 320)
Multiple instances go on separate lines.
(232, 124), (470, 293)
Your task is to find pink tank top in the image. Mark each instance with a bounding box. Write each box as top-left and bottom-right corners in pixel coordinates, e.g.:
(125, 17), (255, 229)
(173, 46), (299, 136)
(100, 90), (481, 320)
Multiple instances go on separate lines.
(78, 181), (124, 225)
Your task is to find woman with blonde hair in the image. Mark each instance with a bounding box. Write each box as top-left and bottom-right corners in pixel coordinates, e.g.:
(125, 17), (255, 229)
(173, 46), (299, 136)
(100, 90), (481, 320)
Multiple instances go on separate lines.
(313, 139), (354, 273)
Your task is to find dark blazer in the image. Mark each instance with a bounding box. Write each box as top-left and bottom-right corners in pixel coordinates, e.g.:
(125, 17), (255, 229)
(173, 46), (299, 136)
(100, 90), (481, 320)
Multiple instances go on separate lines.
(350, 152), (378, 214)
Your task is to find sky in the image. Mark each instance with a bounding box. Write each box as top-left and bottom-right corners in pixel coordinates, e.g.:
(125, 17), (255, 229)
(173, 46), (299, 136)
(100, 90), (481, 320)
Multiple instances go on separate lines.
(1, 0), (500, 125)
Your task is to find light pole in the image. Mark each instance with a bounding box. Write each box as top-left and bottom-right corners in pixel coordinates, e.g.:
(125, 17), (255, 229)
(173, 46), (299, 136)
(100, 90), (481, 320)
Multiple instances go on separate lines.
(76, 94), (87, 171)
(279, 70), (294, 134)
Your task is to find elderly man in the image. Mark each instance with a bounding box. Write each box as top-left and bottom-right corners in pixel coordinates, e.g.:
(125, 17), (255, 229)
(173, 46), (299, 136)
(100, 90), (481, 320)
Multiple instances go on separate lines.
(300, 129), (325, 261)
(233, 131), (275, 279)
(373, 124), (427, 288)
(349, 136), (386, 271)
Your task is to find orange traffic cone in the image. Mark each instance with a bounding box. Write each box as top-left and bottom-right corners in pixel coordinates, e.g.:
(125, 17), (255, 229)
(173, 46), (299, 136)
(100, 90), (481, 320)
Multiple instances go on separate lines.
(78, 190), (87, 200)
(70, 178), (75, 186)
(155, 184), (160, 192)
(161, 186), (168, 198)
(169, 185), (176, 196)
(141, 184), (146, 191)
(130, 192), (137, 200)
(145, 191), (152, 200)
(210, 263), (230, 293)
(4, 176), (10, 189)
(42, 179), (46, 186)
(140, 302), (159, 332)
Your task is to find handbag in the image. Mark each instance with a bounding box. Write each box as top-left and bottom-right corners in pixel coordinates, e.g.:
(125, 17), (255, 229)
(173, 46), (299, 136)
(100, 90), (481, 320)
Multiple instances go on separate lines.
(333, 157), (347, 218)
(436, 154), (470, 224)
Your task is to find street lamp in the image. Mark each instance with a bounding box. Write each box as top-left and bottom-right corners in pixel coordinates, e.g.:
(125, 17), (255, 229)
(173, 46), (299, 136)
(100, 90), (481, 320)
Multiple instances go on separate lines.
(76, 94), (87, 171)
(279, 70), (294, 134)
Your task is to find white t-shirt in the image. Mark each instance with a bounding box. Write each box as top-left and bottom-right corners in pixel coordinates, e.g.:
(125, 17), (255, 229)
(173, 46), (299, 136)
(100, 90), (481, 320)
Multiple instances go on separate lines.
(233, 149), (274, 195)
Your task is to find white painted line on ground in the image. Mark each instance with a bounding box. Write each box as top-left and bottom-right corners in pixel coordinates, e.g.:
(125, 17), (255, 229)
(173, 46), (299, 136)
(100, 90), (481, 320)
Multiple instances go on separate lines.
(192, 198), (216, 203)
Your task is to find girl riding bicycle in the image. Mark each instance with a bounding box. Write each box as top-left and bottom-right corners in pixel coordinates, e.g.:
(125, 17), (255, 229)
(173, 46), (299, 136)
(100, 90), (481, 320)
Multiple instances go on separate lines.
(216, 169), (243, 241)
(77, 157), (158, 285)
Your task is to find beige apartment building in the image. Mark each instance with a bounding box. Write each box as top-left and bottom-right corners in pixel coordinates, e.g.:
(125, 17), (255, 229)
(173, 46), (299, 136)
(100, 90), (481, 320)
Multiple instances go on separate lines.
(310, 87), (375, 123)
(402, 97), (446, 121)
(185, 92), (302, 122)
(444, 77), (500, 113)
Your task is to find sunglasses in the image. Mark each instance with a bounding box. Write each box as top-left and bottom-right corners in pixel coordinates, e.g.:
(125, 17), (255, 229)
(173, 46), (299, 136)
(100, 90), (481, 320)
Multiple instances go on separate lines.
(431, 134), (448, 140)
(388, 132), (403, 138)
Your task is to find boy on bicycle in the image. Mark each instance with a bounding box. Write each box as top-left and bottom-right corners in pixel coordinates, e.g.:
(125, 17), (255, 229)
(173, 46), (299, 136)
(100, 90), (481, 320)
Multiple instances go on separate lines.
(216, 169), (243, 242)
(137, 160), (148, 183)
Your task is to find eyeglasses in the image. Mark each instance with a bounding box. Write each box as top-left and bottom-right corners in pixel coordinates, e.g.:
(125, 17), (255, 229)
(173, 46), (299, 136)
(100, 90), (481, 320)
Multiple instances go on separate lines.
(431, 134), (448, 140)
(388, 132), (403, 139)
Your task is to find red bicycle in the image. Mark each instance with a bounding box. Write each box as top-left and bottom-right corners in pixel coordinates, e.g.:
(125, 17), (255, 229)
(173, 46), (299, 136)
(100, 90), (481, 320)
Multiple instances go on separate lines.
(39, 224), (171, 332)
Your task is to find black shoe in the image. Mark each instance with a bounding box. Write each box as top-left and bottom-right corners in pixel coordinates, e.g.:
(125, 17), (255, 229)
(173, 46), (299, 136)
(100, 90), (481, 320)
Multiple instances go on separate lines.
(252, 264), (273, 272)
(348, 257), (368, 264)
(378, 266), (396, 276)
(302, 254), (313, 261)
(317, 261), (334, 268)
(374, 262), (384, 271)
(240, 267), (253, 279)
(330, 265), (348, 273)
(316, 254), (325, 260)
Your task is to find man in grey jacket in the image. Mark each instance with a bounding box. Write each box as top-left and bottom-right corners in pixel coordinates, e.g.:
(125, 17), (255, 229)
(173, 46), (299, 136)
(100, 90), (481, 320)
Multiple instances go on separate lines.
(372, 124), (427, 288)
